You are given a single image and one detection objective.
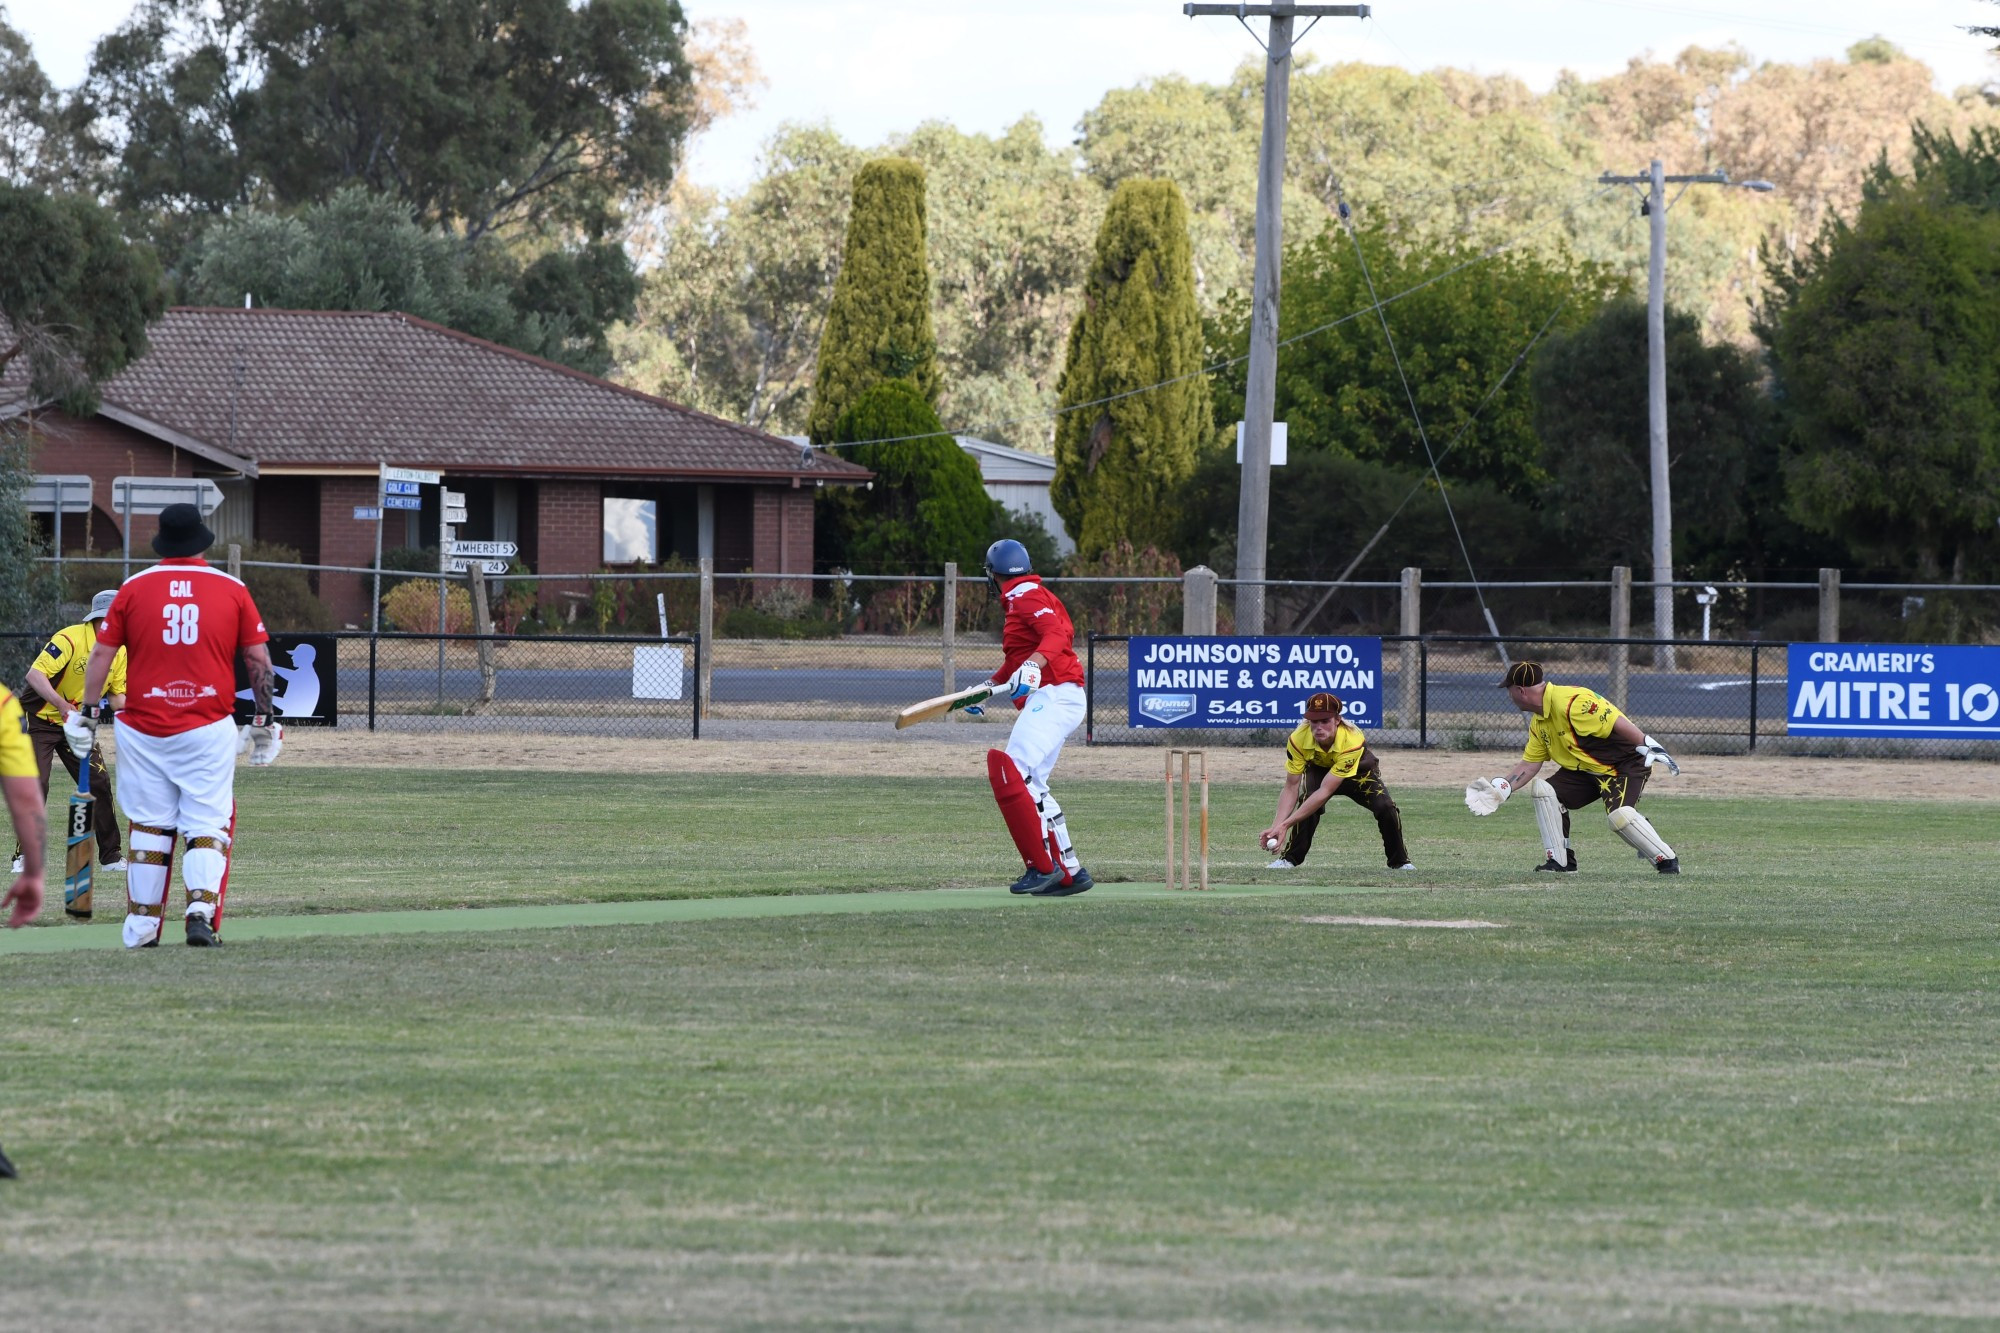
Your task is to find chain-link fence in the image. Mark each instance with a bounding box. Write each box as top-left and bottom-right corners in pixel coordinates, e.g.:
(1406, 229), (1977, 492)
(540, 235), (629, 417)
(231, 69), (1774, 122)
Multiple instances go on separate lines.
(1086, 634), (2000, 760)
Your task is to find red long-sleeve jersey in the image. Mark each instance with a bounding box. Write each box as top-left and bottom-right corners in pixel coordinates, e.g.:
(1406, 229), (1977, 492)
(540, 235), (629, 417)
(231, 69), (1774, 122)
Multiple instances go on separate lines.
(990, 574), (1083, 707)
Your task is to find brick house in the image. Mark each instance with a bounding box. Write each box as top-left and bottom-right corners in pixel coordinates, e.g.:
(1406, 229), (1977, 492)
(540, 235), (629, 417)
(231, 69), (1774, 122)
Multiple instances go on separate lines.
(7, 308), (869, 626)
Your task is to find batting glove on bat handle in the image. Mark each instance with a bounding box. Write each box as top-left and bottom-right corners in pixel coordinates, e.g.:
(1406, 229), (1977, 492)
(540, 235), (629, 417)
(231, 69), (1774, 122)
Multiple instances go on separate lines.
(62, 707), (98, 761)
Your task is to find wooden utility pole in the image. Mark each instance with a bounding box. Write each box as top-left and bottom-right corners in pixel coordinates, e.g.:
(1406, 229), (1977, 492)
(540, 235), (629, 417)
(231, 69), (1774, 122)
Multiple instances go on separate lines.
(1598, 162), (1772, 669)
(1184, 2), (1369, 635)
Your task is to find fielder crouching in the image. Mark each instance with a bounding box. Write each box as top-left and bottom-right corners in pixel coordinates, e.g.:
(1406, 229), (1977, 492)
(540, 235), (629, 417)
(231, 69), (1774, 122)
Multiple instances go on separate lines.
(64, 503), (281, 948)
(1464, 661), (1682, 874)
(977, 539), (1092, 897)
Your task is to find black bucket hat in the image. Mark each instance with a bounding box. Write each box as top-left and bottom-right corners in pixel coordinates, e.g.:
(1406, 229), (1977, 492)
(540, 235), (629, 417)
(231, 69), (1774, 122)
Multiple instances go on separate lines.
(152, 503), (215, 558)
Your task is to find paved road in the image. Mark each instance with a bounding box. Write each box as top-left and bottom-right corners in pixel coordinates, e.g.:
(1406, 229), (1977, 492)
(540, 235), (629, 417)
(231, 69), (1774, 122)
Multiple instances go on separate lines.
(327, 664), (1788, 722)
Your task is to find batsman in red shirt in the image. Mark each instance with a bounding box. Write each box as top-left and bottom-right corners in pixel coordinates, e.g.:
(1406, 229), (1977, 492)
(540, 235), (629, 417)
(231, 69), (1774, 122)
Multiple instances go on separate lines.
(66, 504), (281, 948)
(980, 539), (1092, 896)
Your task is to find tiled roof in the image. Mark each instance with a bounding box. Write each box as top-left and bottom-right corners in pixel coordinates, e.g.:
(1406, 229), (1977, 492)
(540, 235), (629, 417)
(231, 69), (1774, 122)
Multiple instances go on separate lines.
(89, 308), (869, 483)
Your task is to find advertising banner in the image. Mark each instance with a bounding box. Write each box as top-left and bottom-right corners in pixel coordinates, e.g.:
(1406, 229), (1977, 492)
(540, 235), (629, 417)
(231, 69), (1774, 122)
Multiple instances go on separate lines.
(1786, 643), (2000, 740)
(1126, 636), (1383, 729)
(233, 634), (338, 726)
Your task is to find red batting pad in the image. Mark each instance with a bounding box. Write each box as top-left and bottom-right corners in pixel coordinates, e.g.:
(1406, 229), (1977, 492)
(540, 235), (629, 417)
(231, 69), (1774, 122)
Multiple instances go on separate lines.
(987, 749), (1054, 871)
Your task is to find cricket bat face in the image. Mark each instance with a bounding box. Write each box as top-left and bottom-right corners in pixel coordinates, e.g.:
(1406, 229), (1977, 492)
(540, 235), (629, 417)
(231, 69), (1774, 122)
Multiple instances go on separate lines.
(64, 786), (94, 920)
(894, 683), (994, 729)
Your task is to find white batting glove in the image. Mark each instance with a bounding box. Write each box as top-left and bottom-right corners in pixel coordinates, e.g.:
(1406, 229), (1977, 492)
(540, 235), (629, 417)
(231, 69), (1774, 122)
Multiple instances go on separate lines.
(238, 717), (284, 767)
(1005, 660), (1042, 699)
(1463, 775), (1511, 816)
(62, 708), (98, 760)
(1639, 735), (1679, 777)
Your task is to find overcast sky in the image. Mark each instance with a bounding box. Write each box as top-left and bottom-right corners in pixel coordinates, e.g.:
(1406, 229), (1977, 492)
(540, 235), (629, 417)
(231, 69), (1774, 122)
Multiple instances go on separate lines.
(20, 0), (2000, 193)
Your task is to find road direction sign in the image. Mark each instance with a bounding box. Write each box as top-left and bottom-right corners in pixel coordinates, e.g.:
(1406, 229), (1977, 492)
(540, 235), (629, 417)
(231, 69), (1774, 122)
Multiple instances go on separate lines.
(444, 508), (468, 524)
(353, 505), (382, 521)
(443, 490), (466, 506)
(445, 539), (518, 559)
(384, 480), (421, 496)
(110, 476), (225, 516)
(26, 475), (93, 513)
(383, 495), (423, 510)
(443, 557), (510, 575)
(381, 465), (441, 485)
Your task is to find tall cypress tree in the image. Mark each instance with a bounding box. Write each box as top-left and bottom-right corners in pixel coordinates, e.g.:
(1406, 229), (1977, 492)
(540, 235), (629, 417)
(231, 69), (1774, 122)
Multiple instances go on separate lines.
(815, 379), (994, 573)
(1050, 178), (1210, 557)
(805, 158), (939, 444)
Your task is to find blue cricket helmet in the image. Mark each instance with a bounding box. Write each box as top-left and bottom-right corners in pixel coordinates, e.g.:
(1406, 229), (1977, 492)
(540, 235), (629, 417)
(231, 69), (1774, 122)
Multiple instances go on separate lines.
(984, 538), (1032, 581)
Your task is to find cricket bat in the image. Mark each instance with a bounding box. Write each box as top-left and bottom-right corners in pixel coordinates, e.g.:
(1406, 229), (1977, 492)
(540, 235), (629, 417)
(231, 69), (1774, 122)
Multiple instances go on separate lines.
(64, 759), (94, 919)
(894, 683), (995, 730)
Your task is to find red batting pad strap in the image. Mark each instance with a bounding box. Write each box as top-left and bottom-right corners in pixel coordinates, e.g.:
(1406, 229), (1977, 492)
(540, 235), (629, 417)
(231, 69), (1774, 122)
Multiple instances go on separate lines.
(987, 749), (1054, 871)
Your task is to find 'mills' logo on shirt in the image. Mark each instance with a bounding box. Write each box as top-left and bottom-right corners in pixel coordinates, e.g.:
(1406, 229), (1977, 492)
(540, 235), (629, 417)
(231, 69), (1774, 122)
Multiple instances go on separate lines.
(145, 679), (219, 707)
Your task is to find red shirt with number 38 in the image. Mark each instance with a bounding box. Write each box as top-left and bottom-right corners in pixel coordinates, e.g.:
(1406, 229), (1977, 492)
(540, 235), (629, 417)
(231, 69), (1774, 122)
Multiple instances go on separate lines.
(96, 558), (269, 737)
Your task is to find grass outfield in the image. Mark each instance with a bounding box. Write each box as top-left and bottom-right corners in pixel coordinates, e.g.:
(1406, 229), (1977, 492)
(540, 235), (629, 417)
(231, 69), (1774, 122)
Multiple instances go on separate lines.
(4, 771), (2000, 1328)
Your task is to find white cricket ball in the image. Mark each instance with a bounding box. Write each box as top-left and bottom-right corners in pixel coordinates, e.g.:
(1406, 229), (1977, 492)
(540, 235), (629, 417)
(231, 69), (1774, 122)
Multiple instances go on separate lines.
(1263, 835), (1280, 852)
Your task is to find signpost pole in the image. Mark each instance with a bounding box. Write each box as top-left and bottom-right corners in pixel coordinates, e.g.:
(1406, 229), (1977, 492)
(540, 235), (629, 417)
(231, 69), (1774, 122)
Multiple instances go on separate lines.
(372, 465), (387, 637)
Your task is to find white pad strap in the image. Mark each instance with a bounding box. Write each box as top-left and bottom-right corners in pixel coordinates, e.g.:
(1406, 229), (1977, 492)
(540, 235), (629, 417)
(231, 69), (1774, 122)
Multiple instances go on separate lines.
(1529, 779), (1567, 861)
(1608, 806), (1675, 864)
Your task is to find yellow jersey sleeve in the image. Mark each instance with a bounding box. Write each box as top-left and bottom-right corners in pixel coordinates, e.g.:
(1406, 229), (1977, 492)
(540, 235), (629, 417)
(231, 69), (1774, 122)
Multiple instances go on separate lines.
(27, 624), (93, 722)
(1521, 717), (1551, 763)
(0, 688), (35, 779)
(1283, 723), (1315, 776)
(107, 646), (129, 700)
(1329, 723), (1365, 779)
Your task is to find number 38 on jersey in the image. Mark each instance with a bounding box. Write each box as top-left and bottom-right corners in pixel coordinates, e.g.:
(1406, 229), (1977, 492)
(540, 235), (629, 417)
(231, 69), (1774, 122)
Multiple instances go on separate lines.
(163, 580), (201, 643)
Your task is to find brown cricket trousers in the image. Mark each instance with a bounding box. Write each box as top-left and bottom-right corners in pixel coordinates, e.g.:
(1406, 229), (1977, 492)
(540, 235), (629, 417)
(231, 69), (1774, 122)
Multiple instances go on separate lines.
(18, 716), (122, 862)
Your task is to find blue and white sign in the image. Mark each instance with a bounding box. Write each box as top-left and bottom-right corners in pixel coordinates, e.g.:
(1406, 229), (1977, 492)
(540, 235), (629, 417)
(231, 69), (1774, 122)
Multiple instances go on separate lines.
(384, 480), (422, 496)
(383, 495), (423, 510)
(1787, 643), (2000, 739)
(1127, 636), (1383, 729)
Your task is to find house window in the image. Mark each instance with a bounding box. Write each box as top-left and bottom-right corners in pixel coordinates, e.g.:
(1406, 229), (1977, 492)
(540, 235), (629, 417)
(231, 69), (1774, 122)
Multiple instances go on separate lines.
(602, 497), (658, 564)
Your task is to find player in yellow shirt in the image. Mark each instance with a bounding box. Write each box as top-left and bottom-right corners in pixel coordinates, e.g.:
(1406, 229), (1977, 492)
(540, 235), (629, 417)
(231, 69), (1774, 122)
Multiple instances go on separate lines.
(1465, 661), (1681, 874)
(12, 591), (128, 876)
(1257, 691), (1413, 871)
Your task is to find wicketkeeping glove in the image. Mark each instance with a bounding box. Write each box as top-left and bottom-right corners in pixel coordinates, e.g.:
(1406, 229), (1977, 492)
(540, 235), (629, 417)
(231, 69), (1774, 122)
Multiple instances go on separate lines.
(1638, 734), (1680, 776)
(1463, 775), (1512, 816)
(62, 707), (98, 760)
(238, 716), (284, 767)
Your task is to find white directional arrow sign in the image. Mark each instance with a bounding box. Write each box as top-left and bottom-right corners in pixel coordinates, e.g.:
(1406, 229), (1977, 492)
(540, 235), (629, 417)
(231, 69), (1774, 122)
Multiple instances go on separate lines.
(444, 557), (511, 575)
(445, 540), (518, 559)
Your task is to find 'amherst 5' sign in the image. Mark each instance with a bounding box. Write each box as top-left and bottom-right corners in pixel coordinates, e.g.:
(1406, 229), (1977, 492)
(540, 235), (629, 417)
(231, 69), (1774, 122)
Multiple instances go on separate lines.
(1786, 643), (2000, 740)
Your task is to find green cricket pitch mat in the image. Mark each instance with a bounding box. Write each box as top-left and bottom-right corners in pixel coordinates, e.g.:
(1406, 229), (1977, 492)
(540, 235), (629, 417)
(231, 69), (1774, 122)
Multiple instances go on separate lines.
(0, 880), (1462, 953)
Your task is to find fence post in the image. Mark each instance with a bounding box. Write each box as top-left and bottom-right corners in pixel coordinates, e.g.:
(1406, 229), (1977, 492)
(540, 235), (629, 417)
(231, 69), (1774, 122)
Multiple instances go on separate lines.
(1182, 566), (1218, 635)
(467, 565), (496, 707)
(227, 543), (242, 580)
(698, 557), (714, 719)
(1818, 568), (1841, 643)
(1399, 567), (1421, 734)
(1608, 565), (1631, 711)
(942, 562), (957, 721)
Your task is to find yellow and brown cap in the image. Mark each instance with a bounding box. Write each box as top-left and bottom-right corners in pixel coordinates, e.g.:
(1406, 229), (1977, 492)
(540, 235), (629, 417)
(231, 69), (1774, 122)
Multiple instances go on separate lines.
(1303, 692), (1343, 721)
(1498, 661), (1545, 689)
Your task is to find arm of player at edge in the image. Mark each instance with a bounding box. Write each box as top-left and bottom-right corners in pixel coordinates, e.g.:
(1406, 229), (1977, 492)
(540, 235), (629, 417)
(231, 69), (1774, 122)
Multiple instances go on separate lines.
(2, 773), (45, 927)
(242, 643), (276, 716)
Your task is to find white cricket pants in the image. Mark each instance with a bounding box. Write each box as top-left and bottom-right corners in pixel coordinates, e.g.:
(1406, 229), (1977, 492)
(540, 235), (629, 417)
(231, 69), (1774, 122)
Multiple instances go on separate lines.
(113, 715), (238, 947)
(1004, 682), (1086, 871)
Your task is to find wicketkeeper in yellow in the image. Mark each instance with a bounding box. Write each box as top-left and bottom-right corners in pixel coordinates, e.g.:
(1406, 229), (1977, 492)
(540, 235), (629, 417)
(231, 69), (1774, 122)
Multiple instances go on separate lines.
(1464, 661), (1682, 874)
(12, 590), (127, 875)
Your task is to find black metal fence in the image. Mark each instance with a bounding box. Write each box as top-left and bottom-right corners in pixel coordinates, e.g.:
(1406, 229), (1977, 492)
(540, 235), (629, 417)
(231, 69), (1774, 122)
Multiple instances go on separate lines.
(1085, 633), (2000, 760)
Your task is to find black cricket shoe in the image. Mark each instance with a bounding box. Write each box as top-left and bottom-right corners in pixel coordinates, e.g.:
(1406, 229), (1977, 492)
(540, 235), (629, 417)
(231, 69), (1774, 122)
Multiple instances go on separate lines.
(185, 914), (220, 947)
(1009, 865), (1065, 895)
(1655, 857), (1681, 875)
(1534, 851), (1579, 873)
(0, 1142), (16, 1179)
(1033, 867), (1094, 898)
